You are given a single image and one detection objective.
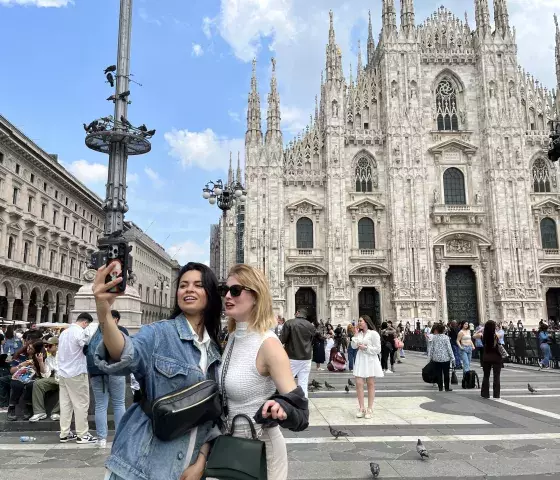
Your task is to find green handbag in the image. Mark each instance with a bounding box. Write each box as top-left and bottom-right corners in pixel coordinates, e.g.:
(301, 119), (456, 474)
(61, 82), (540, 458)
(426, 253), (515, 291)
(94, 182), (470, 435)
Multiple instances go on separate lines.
(204, 338), (268, 480)
(204, 413), (267, 480)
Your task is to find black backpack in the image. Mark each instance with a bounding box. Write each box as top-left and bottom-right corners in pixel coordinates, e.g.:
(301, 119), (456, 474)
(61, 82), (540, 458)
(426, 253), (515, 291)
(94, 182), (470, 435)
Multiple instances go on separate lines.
(461, 370), (480, 389)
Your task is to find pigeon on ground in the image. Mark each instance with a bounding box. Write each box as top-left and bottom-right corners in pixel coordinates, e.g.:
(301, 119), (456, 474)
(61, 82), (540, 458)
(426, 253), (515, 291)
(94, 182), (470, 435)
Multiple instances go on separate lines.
(325, 381), (335, 390)
(345, 385), (349, 394)
(416, 438), (429, 460)
(308, 386), (316, 393)
(369, 462), (380, 478)
(528, 383), (537, 394)
(329, 426), (348, 440)
(312, 379), (322, 388)
(104, 65), (117, 74)
(348, 378), (355, 387)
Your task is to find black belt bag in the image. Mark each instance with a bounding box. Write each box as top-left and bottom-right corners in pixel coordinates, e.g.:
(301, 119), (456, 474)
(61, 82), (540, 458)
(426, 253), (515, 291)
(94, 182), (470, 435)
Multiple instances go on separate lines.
(140, 379), (221, 442)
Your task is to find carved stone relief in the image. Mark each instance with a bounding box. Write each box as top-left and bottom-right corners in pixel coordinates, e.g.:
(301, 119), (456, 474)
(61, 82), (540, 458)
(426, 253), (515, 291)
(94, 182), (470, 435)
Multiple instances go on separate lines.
(446, 239), (473, 254)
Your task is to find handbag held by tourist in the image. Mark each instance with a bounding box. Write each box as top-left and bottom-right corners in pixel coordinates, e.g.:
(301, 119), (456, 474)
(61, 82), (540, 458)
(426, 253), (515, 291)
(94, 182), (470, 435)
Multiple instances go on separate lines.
(450, 368), (458, 385)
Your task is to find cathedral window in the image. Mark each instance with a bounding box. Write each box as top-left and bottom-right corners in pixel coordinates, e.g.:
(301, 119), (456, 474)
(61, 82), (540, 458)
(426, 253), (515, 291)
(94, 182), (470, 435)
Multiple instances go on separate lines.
(358, 218), (375, 250)
(436, 80), (459, 131)
(355, 157), (375, 192)
(532, 158), (551, 193)
(541, 218), (558, 250)
(443, 168), (466, 205)
(296, 217), (314, 249)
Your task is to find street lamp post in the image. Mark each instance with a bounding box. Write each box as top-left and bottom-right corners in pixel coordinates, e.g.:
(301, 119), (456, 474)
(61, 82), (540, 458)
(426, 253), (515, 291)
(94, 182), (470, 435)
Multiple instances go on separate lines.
(154, 274), (169, 320)
(202, 179), (247, 280)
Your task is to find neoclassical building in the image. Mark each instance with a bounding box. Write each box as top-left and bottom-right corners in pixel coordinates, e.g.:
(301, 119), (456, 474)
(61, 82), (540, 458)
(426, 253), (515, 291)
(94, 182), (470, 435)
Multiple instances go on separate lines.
(235, 1), (560, 327)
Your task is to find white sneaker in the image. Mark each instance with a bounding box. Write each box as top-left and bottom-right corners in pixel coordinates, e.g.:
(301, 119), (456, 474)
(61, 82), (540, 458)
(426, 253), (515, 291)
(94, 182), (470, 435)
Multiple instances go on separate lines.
(386, 370), (393, 374)
(50, 414), (60, 421)
(76, 433), (97, 444)
(29, 413), (47, 422)
(365, 408), (373, 419)
(97, 439), (107, 448)
(356, 409), (365, 418)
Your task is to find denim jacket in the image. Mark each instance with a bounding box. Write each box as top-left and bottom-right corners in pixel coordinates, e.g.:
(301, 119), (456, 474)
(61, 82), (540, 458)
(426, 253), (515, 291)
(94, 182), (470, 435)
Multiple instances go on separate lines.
(94, 314), (221, 480)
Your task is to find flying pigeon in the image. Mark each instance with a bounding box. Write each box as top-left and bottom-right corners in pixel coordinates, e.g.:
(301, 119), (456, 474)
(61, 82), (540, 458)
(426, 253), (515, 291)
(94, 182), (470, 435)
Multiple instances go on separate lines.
(329, 426), (348, 440)
(344, 385), (350, 394)
(107, 95), (116, 102)
(120, 116), (132, 128)
(325, 381), (335, 390)
(104, 65), (117, 74)
(106, 72), (115, 87)
(138, 124), (148, 132)
(348, 378), (355, 387)
(528, 383), (537, 394)
(369, 462), (380, 478)
(416, 438), (429, 460)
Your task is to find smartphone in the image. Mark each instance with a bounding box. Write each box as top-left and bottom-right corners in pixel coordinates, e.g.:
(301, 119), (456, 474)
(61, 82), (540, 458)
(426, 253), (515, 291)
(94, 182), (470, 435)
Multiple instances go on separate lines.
(105, 243), (129, 293)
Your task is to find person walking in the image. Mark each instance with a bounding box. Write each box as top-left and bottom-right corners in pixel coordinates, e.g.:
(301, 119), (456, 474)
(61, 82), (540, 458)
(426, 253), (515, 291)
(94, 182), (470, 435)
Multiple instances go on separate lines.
(538, 323), (552, 370)
(86, 310), (128, 448)
(427, 323), (455, 392)
(457, 321), (474, 374)
(280, 308), (315, 398)
(312, 321), (326, 371)
(29, 336), (60, 422)
(380, 322), (397, 373)
(447, 320), (462, 369)
(93, 262), (223, 480)
(346, 323), (357, 371)
(479, 320), (503, 399)
(221, 264), (309, 480)
(351, 315), (383, 419)
(57, 313), (97, 444)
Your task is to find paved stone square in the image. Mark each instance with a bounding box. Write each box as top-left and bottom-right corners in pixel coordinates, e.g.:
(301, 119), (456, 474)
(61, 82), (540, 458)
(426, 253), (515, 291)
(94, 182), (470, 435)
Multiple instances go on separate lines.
(0, 353), (559, 479)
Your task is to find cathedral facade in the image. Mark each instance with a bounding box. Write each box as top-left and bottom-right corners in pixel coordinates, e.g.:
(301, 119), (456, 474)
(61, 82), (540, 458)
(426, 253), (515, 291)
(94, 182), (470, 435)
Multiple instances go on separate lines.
(235, 0), (560, 327)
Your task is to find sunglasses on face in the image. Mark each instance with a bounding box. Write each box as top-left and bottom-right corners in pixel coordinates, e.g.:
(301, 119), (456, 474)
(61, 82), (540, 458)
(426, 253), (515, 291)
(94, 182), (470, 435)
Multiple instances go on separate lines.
(219, 284), (253, 297)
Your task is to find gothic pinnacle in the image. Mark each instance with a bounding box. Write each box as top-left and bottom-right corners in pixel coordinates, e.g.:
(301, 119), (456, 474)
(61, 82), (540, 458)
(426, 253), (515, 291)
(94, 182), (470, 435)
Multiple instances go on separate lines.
(246, 57), (262, 144)
(400, 0), (415, 36)
(367, 10), (375, 65)
(266, 57), (281, 143)
(556, 14), (560, 113)
(382, 0), (397, 38)
(357, 40), (363, 76)
(236, 152), (242, 183)
(475, 0), (491, 37)
(494, 0), (510, 37)
(228, 152), (233, 184)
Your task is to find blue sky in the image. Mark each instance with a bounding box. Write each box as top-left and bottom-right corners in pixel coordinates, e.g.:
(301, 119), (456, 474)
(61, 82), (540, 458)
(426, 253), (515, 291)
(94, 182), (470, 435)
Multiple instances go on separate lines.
(0, 0), (558, 265)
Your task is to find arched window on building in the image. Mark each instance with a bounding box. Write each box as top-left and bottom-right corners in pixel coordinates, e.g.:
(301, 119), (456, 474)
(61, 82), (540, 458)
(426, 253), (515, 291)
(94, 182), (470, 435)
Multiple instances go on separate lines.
(532, 158), (551, 193)
(296, 217), (314, 249)
(436, 79), (459, 131)
(7, 236), (15, 260)
(541, 218), (558, 249)
(355, 157), (375, 192)
(358, 218), (375, 250)
(443, 167), (466, 205)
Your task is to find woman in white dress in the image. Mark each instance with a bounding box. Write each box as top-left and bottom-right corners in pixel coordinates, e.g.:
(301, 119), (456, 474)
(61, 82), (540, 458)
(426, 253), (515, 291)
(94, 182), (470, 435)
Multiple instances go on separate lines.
(351, 315), (384, 419)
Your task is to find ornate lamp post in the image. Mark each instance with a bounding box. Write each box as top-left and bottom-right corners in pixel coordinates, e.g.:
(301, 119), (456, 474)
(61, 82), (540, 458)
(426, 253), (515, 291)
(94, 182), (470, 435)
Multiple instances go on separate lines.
(202, 179), (247, 280)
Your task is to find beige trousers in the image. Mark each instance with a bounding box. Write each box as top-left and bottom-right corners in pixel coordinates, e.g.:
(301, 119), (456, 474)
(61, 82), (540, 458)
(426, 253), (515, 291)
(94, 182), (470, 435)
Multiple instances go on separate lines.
(232, 424), (288, 480)
(59, 374), (90, 438)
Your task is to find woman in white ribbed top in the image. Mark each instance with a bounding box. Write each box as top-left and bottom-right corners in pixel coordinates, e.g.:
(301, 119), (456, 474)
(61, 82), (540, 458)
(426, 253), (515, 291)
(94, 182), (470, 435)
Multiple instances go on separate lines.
(219, 264), (297, 480)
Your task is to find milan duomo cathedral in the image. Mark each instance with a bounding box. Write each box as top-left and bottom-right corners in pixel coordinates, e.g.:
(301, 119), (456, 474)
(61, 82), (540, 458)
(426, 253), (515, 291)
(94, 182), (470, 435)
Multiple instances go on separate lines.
(210, 0), (560, 328)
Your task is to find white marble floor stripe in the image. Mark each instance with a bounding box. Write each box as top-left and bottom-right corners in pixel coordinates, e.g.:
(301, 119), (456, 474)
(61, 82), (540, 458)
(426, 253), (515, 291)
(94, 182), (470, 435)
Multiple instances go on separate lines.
(502, 394), (560, 398)
(309, 387), (560, 395)
(492, 398), (560, 420)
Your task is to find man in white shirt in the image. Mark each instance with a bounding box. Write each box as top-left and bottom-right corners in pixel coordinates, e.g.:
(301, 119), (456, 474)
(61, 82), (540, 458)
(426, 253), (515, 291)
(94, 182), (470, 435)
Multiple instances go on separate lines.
(29, 336), (60, 422)
(57, 313), (97, 444)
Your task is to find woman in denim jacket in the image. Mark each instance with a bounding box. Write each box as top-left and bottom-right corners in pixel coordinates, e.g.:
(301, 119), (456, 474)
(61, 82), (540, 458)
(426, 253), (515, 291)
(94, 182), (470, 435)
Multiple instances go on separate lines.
(93, 262), (222, 480)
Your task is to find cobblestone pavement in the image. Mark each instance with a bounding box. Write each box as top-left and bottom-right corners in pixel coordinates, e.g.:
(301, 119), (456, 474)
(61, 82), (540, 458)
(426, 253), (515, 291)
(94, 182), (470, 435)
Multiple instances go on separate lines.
(0, 353), (560, 479)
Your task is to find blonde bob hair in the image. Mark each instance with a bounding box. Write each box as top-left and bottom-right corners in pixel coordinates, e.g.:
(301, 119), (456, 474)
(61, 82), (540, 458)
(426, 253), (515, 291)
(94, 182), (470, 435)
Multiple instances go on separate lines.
(227, 264), (276, 334)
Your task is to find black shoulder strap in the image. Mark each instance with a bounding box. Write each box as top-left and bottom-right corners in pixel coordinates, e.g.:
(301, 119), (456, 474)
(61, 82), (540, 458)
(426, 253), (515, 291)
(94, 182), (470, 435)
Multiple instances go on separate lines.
(220, 337), (235, 417)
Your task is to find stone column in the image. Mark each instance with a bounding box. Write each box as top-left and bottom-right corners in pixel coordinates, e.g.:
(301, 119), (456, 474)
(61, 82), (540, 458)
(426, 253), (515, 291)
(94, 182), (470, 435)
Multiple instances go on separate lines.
(47, 303), (56, 323)
(6, 297), (15, 321)
(441, 265), (450, 323)
(22, 301), (30, 323)
(35, 303), (43, 324)
(57, 304), (66, 323)
(471, 265), (485, 323)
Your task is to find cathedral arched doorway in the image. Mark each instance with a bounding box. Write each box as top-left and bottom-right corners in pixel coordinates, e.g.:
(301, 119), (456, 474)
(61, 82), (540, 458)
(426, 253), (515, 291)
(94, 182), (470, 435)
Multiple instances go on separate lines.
(546, 288), (560, 323)
(358, 288), (381, 328)
(295, 288), (316, 323)
(446, 266), (479, 326)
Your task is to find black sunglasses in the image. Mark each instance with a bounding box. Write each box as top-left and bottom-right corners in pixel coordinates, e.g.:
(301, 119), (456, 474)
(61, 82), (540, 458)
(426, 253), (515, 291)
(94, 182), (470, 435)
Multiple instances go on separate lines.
(219, 284), (253, 297)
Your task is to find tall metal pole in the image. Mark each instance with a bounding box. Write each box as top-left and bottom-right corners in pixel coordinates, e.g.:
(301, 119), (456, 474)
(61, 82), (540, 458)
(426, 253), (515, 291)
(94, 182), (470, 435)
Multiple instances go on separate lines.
(222, 210), (227, 280)
(105, 0), (133, 236)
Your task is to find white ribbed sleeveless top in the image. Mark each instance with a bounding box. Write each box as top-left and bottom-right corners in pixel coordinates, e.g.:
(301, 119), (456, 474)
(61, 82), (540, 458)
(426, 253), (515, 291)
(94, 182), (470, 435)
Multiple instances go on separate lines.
(219, 322), (278, 425)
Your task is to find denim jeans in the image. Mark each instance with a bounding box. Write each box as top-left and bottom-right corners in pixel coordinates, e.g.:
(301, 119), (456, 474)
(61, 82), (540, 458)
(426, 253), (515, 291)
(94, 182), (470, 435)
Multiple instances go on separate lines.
(540, 343), (551, 368)
(451, 344), (462, 368)
(347, 347), (357, 370)
(90, 375), (126, 440)
(460, 346), (473, 373)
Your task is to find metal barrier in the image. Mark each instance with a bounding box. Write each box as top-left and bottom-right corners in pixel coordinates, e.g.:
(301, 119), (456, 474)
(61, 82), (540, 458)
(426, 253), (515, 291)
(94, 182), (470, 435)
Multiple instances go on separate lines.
(404, 331), (559, 368)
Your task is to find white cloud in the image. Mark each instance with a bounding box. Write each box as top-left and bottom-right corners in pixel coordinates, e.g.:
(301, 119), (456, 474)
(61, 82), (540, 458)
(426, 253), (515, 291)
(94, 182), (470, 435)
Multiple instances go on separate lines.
(192, 43), (204, 57)
(167, 239), (210, 266)
(144, 167), (164, 188)
(202, 16), (213, 38)
(228, 110), (241, 122)
(127, 172), (139, 184)
(164, 128), (244, 171)
(65, 159), (108, 184)
(0, 0), (72, 6)
(138, 7), (162, 27)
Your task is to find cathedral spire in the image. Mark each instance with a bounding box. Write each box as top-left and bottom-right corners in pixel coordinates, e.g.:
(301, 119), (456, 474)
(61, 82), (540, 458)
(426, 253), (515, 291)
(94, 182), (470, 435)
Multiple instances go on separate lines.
(236, 152), (242, 183)
(400, 0), (415, 36)
(228, 152), (233, 184)
(266, 57), (282, 143)
(494, 0), (510, 37)
(246, 58), (262, 145)
(556, 14), (560, 115)
(357, 40), (363, 77)
(314, 95), (319, 123)
(325, 10), (343, 83)
(381, 0), (397, 40)
(367, 10), (375, 66)
(474, 0), (491, 37)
